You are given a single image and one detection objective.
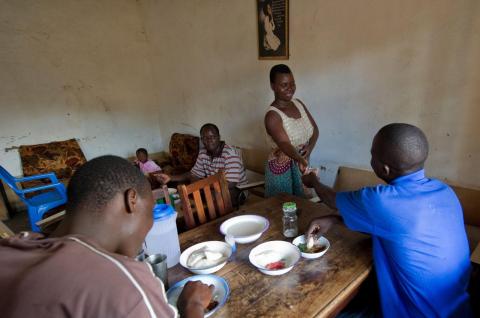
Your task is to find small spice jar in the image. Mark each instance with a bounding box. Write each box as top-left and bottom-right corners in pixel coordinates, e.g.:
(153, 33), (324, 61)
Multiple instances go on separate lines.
(282, 202), (298, 238)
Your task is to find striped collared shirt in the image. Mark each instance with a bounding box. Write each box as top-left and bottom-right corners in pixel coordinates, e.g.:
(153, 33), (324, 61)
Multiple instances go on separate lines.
(191, 144), (247, 185)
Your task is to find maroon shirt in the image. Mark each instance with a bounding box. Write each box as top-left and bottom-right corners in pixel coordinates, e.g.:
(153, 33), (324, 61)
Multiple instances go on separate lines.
(0, 232), (177, 317)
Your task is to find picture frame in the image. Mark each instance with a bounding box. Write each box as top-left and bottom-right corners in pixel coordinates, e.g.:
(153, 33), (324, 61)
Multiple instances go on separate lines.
(257, 0), (289, 60)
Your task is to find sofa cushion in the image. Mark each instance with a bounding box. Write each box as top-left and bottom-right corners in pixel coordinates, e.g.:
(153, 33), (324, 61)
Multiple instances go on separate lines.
(168, 133), (199, 174)
(18, 139), (86, 181)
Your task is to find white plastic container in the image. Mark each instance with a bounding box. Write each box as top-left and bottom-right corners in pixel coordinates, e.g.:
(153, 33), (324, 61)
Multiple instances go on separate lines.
(144, 204), (180, 268)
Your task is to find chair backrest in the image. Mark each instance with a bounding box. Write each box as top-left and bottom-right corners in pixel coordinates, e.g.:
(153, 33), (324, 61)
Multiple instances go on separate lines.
(0, 165), (21, 194)
(450, 184), (480, 227)
(233, 146), (268, 174)
(333, 166), (385, 192)
(177, 171), (233, 230)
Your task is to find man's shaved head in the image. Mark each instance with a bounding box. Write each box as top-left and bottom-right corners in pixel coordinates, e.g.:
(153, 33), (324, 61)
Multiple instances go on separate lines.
(371, 123), (429, 180)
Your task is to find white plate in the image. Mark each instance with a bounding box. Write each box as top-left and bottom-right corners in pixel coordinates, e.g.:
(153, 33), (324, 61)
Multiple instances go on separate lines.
(292, 235), (330, 259)
(219, 215), (269, 244)
(167, 274), (229, 317)
(249, 240), (301, 276)
(179, 241), (232, 274)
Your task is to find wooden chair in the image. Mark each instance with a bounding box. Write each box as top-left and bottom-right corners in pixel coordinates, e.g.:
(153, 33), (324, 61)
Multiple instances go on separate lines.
(333, 166), (385, 192)
(177, 171), (233, 230)
(231, 146), (266, 198)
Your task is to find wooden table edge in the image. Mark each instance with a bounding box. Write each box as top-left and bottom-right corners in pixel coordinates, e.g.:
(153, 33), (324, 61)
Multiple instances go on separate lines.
(314, 265), (373, 318)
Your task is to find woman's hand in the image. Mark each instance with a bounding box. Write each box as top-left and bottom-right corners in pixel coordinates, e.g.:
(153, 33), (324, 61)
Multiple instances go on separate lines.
(300, 144), (315, 160)
(298, 157), (308, 174)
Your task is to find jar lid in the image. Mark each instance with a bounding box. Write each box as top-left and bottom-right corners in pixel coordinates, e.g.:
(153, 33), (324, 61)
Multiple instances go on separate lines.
(282, 202), (297, 212)
(152, 204), (175, 221)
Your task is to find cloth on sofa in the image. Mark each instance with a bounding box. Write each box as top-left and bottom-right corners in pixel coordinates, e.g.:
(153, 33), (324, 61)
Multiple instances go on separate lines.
(19, 139), (86, 181)
(164, 133), (200, 175)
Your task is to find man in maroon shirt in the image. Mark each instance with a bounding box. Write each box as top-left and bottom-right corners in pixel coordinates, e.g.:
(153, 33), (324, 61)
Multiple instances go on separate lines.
(0, 155), (212, 318)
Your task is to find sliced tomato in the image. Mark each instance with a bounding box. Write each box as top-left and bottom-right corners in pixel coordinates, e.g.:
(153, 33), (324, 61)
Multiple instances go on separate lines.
(266, 261), (286, 270)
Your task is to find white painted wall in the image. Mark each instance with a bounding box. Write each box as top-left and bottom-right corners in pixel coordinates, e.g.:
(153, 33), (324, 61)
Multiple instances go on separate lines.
(0, 0), (163, 176)
(1, 0), (479, 189)
(144, 0), (480, 188)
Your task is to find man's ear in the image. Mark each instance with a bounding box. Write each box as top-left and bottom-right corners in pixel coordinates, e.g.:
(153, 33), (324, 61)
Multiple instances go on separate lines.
(270, 82), (275, 90)
(124, 188), (137, 214)
(382, 164), (390, 177)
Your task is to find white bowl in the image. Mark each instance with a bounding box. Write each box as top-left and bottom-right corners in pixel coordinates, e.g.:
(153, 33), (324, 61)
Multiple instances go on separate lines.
(219, 215), (269, 244)
(179, 241), (232, 274)
(249, 240), (301, 276)
(292, 235), (330, 259)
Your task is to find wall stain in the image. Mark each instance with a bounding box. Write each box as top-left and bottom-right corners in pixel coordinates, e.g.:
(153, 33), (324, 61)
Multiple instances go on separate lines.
(96, 96), (110, 112)
(4, 146), (19, 152)
(29, 31), (50, 43)
(180, 122), (196, 130)
(80, 136), (97, 142)
(1, 133), (32, 150)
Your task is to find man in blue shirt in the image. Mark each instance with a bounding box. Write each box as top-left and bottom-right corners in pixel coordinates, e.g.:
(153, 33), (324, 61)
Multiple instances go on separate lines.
(302, 123), (471, 317)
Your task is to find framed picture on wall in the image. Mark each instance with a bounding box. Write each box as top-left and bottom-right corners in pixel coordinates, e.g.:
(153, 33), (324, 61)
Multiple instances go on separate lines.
(257, 0), (289, 59)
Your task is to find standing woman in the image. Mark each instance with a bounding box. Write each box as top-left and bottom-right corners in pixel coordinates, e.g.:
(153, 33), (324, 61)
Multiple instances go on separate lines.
(264, 64), (319, 197)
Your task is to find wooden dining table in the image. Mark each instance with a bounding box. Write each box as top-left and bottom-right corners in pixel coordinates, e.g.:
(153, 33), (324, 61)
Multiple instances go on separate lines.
(168, 193), (373, 318)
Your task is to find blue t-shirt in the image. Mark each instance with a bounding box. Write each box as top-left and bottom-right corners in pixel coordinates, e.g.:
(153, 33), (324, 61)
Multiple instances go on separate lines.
(336, 169), (471, 318)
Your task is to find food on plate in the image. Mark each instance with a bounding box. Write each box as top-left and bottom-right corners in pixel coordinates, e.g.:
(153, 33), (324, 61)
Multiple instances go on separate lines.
(307, 235), (316, 250)
(254, 250), (287, 270)
(205, 299), (219, 312)
(297, 242), (327, 254)
(265, 261), (286, 270)
(186, 247), (226, 269)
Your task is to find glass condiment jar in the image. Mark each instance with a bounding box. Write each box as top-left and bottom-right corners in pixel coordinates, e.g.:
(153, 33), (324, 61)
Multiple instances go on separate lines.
(282, 202), (298, 238)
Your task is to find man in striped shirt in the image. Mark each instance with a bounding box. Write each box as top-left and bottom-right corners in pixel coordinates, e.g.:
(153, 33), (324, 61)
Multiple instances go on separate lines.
(157, 123), (248, 206)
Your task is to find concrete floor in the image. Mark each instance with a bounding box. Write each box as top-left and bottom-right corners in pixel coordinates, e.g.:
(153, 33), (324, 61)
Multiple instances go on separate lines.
(4, 208), (30, 233)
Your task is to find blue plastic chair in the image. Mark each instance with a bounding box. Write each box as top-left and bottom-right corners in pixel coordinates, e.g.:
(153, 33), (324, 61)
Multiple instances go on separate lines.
(0, 165), (67, 232)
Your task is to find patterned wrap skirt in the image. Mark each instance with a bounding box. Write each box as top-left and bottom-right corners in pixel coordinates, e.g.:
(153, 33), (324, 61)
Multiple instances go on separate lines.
(264, 148), (305, 198)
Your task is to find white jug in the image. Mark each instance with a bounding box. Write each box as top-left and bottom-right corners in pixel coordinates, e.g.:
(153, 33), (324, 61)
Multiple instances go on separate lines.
(144, 204), (180, 268)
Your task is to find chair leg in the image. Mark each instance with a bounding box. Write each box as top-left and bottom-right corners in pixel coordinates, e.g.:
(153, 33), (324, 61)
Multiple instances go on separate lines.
(28, 207), (42, 233)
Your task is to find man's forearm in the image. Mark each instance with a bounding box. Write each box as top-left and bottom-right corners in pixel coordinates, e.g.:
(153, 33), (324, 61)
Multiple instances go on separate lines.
(169, 172), (193, 183)
(312, 180), (337, 210)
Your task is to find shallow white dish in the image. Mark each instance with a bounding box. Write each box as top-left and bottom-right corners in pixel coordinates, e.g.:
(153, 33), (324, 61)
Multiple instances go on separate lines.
(249, 240), (301, 276)
(292, 235), (330, 259)
(179, 241), (232, 274)
(167, 274), (229, 317)
(219, 215), (269, 244)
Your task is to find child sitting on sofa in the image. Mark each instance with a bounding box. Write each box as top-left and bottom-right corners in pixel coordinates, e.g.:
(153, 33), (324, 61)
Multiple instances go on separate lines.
(134, 148), (162, 174)
(134, 148), (162, 188)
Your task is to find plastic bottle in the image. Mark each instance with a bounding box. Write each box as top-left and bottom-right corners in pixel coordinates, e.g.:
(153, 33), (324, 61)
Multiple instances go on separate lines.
(282, 202), (298, 238)
(144, 204), (180, 268)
